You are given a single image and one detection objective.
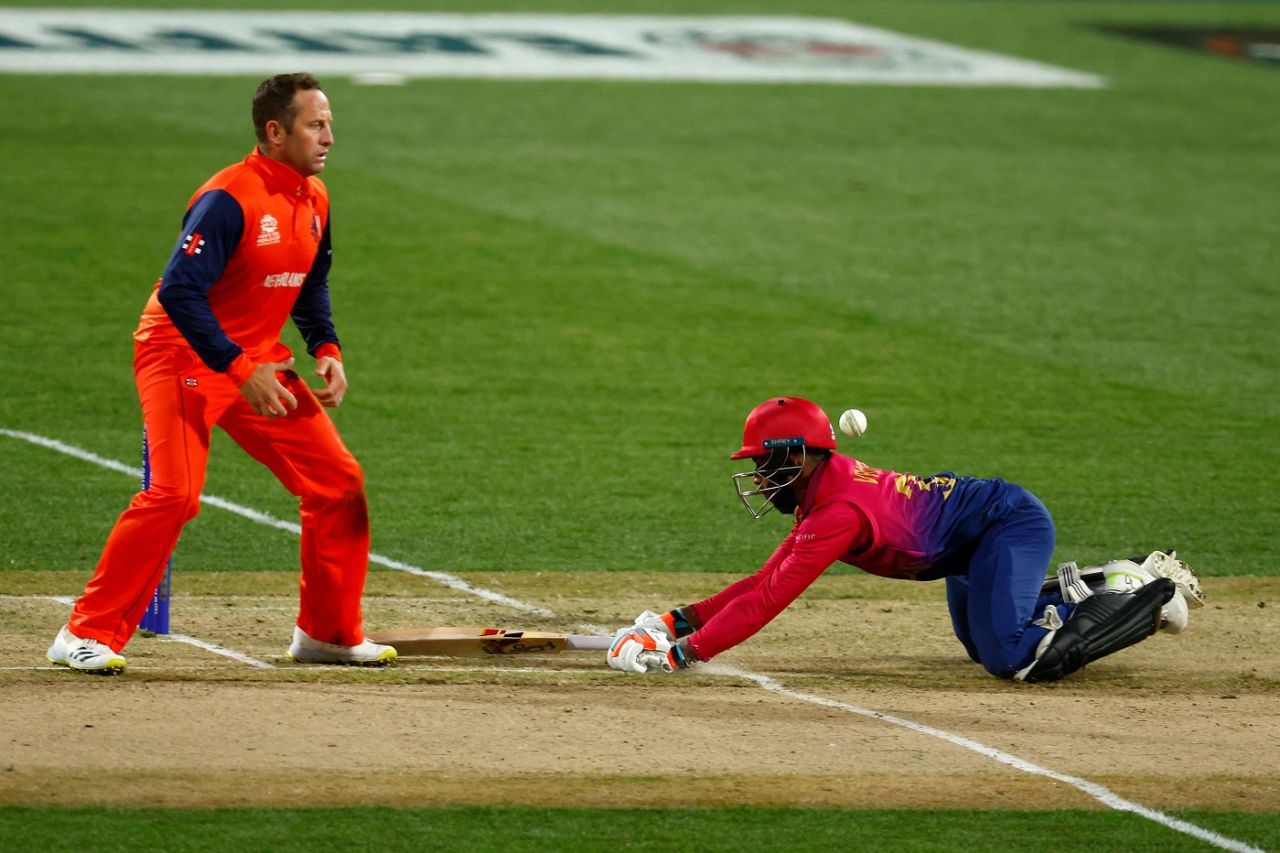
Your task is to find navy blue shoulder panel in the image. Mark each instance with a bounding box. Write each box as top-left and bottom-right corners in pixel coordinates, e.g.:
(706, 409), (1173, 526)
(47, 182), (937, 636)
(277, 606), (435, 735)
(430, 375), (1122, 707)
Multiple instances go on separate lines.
(157, 189), (245, 372)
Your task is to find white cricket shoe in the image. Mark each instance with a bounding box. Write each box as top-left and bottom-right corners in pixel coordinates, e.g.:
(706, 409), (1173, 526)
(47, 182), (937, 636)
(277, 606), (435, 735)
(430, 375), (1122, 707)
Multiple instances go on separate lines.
(287, 626), (397, 667)
(46, 625), (127, 675)
(1158, 588), (1190, 635)
(1140, 550), (1205, 609)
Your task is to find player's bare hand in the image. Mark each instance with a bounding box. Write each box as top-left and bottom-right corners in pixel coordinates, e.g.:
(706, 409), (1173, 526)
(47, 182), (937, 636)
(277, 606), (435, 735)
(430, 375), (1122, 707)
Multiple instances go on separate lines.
(240, 358), (298, 417)
(313, 355), (347, 408)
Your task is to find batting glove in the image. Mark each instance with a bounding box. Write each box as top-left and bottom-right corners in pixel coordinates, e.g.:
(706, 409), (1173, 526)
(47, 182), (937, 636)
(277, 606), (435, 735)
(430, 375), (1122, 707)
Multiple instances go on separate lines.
(631, 606), (698, 641)
(631, 610), (676, 641)
(607, 626), (696, 674)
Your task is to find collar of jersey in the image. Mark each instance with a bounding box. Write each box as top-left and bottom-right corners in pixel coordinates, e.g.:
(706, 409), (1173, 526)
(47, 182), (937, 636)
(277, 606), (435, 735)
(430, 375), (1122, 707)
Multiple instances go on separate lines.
(246, 147), (314, 198)
(795, 453), (832, 521)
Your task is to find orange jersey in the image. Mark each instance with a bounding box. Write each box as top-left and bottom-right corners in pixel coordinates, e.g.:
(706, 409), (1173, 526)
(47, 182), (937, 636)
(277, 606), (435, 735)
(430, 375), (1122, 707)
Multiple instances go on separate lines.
(134, 148), (335, 383)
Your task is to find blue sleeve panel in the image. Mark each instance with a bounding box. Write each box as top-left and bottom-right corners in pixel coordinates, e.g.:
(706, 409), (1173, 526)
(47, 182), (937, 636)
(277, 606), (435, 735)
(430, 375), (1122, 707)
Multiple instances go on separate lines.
(157, 189), (245, 372)
(290, 220), (340, 356)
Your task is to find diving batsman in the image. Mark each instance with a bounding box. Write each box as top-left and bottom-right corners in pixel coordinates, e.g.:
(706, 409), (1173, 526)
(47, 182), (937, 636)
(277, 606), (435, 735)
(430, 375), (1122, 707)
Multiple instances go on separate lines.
(608, 397), (1203, 681)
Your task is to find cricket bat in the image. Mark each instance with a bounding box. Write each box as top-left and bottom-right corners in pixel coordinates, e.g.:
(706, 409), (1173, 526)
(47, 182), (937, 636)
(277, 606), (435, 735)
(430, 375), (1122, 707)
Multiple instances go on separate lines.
(367, 626), (613, 657)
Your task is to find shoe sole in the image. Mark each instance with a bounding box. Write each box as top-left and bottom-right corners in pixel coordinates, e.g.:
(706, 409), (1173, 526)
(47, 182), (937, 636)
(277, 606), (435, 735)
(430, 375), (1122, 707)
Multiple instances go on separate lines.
(1148, 563), (1205, 609)
(50, 656), (127, 675)
(287, 650), (398, 667)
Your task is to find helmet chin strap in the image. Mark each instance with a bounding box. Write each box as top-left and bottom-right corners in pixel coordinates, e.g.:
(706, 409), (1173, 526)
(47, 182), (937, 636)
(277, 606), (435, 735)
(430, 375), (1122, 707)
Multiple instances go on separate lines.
(732, 447), (806, 519)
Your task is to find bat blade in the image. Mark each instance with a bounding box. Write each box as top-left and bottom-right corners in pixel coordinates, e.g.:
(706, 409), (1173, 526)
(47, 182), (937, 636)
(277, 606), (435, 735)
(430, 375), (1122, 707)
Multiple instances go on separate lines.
(368, 626), (611, 657)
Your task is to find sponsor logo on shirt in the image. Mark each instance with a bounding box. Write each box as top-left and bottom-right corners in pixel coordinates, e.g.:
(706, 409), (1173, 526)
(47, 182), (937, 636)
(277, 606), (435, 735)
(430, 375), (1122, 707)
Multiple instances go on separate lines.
(182, 232), (204, 255)
(263, 272), (307, 288)
(257, 214), (281, 246)
(311, 214), (321, 242)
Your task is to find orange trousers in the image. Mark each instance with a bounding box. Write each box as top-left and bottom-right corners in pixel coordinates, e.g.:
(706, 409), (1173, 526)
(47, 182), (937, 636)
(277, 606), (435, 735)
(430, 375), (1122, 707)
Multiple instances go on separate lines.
(70, 342), (370, 652)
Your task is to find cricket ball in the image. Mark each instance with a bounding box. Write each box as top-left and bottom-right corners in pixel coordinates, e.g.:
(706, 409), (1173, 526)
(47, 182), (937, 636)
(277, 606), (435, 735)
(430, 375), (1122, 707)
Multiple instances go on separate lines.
(838, 408), (867, 438)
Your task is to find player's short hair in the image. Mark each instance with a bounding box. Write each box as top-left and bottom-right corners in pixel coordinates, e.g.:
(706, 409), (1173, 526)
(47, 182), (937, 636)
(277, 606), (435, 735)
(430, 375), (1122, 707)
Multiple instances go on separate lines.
(252, 73), (323, 143)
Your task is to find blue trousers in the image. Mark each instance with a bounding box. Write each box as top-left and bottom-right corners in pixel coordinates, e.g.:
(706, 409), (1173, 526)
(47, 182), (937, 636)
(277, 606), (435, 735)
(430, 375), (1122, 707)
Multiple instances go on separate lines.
(943, 485), (1072, 678)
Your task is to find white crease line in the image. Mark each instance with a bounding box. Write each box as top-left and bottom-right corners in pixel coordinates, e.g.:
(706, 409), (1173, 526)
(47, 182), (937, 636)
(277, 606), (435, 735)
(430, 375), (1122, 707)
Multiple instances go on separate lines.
(7, 595), (76, 606)
(367, 553), (553, 617)
(3, 664), (607, 675)
(161, 633), (274, 669)
(3, 428), (1263, 853)
(19, 595), (276, 669)
(707, 664), (1263, 853)
(360, 665), (599, 674)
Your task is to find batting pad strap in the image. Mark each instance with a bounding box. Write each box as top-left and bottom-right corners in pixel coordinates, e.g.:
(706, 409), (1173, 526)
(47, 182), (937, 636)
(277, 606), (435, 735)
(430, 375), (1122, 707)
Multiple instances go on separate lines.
(1056, 561), (1094, 604)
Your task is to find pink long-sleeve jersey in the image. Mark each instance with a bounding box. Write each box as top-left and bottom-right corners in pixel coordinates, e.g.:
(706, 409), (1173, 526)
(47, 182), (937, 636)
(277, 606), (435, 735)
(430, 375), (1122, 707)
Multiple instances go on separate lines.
(687, 452), (997, 661)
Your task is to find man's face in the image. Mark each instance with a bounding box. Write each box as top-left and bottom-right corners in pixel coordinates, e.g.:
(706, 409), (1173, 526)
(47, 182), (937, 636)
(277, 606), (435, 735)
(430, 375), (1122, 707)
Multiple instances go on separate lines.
(276, 89), (333, 177)
(752, 450), (802, 514)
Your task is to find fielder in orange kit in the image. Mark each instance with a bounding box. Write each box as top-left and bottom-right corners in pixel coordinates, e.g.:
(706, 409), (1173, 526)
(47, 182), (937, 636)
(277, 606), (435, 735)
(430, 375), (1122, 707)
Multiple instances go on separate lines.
(46, 73), (395, 673)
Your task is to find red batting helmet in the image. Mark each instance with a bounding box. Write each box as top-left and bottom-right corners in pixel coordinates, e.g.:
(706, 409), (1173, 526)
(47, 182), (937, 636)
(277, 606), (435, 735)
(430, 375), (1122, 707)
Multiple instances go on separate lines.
(730, 397), (837, 460)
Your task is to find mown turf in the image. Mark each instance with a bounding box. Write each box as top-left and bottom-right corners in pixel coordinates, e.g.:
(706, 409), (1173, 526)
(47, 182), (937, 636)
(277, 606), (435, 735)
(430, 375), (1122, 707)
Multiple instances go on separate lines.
(0, 806), (1275, 852)
(2, 1), (1277, 577)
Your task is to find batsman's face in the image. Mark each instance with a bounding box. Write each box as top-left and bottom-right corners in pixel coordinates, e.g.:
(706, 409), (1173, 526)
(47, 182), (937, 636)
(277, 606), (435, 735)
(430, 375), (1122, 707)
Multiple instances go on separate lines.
(732, 448), (805, 518)
(754, 452), (803, 514)
(277, 89), (333, 177)
(751, 449), (801, 486)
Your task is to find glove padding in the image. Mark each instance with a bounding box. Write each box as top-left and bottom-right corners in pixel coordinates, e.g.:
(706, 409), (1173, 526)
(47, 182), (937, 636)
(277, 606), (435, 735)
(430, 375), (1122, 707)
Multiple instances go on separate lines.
(608, 625), (675, 674)
(630, 610), (676, 641)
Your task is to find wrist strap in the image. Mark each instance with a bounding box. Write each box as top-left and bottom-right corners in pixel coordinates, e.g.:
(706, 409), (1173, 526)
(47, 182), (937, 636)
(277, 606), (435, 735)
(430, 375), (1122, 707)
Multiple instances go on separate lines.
(664, 606), (697, 638)
(667, 641), (697, 670)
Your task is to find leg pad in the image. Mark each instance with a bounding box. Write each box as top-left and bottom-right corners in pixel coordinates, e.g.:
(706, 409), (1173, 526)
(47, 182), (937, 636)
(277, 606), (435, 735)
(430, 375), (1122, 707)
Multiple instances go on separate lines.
(1019, 578), (1175, 682)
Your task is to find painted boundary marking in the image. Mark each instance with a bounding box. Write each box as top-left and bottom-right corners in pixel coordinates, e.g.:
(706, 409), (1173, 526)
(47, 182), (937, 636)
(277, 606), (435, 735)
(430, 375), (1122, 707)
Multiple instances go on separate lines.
(0, 428), (1261, 853)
